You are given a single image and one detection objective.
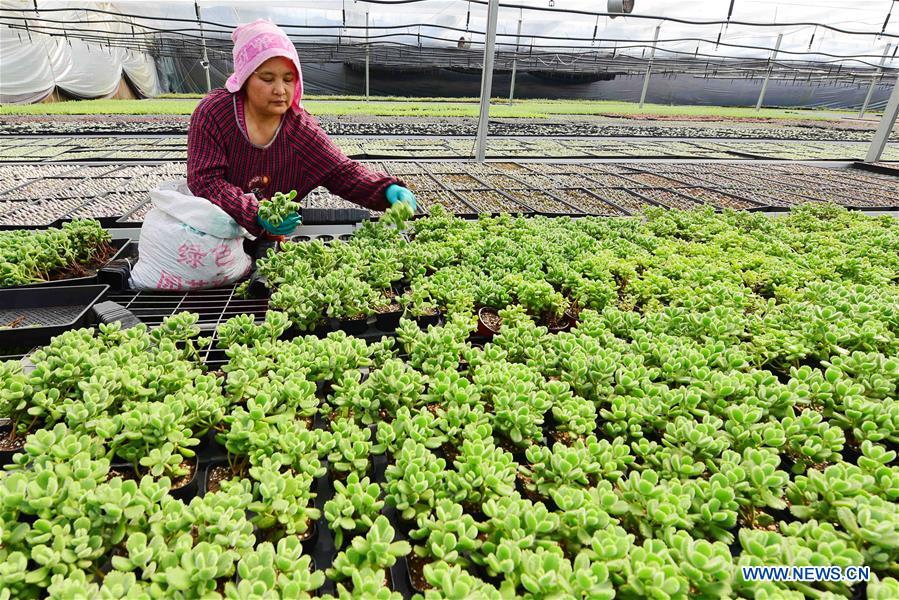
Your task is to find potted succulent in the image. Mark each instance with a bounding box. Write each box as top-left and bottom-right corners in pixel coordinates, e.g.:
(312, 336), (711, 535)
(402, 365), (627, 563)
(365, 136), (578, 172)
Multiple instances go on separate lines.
(476, 307), (502, 338)
(324, 471), (384, 549)
(319, 267), (378, 335)
(512, 277), (570, 332)
(326, 515), (411, 586)
(366, 247), (405, 331)
(248, 457), (320, 543)
(400, 285), (441, 328)
(224, 536), (324, 598)
(407, 499), (482, 592)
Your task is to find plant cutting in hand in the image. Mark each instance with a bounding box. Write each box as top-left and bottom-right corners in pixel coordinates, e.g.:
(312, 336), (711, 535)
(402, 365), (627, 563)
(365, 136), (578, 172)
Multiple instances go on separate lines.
(257, 189), (300, 227)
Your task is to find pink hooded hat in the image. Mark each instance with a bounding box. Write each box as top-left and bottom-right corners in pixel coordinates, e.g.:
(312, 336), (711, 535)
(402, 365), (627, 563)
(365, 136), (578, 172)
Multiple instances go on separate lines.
(225, 19), (304, 114)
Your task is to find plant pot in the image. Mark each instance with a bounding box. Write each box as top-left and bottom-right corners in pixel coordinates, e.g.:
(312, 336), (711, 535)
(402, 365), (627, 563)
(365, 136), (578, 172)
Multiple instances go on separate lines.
(546, 313), (573, 334)
(332, 315), (370, 335)
(548, 428), (582, 447)
(299, 520), (319, 555)
(375, 308), (402, 332)
(476, 307), (502, 338)
(253, 519), (318, 554)
(316, 379), (334, 397)
(203, 459), (237, 496)
(415, 311), (441, 328)
(196, 428), (228, 463)
(392, 513), (417, 538)
(169, 457), (200, 502)
(0, 421), (25, 468)
(405, 554), (433, 594)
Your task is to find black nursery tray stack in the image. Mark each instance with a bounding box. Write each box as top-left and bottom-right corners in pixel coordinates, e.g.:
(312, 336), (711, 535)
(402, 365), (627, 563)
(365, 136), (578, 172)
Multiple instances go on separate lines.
(0, 284), (109, 347)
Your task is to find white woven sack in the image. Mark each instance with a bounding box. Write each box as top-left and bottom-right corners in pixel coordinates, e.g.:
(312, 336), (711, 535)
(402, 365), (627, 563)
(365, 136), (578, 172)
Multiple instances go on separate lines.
(130, 179), (252, 290)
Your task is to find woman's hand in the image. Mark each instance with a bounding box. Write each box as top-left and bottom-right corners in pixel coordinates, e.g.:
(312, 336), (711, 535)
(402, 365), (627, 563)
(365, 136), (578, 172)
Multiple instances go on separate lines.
(385, 184), (417, 212)
(256, 210), (301, 235)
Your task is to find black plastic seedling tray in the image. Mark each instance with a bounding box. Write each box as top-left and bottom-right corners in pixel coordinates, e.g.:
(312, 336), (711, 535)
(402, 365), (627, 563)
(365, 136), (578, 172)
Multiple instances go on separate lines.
(299, 207), (372, 225)
(6, 239), (130, 289)
(0, 284), (109, 346)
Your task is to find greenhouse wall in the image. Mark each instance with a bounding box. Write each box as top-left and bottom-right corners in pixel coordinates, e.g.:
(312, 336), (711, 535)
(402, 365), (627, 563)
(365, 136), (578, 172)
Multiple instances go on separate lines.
(157, 57), (894, 110)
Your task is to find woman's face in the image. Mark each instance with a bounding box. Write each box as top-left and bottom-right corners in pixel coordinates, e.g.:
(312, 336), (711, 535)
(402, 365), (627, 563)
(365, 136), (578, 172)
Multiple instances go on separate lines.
(244, 56), (297, 118)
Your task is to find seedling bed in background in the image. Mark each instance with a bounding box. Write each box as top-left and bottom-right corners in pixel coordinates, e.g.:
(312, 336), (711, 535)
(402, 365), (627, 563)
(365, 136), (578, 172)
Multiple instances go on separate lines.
(8, 135), (899, 162)
(633, 188), (705, 211)
(555, 189), (631, 216)
(454, 190), (533, 214)
(0, 161), (893, 227)
(505, 189), (584, 215)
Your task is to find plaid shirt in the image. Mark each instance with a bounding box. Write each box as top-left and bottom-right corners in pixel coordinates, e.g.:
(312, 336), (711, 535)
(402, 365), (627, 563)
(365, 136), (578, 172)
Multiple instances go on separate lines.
(187, 89), (401, 237)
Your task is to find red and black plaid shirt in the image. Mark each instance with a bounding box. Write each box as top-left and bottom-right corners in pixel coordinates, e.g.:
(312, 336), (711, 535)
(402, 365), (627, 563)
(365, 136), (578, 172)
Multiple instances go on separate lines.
(187, 89), (401, 237)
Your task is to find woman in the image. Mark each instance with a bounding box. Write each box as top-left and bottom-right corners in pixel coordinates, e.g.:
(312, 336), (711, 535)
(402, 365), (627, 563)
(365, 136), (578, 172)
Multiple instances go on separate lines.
(187, 19), (416, 238)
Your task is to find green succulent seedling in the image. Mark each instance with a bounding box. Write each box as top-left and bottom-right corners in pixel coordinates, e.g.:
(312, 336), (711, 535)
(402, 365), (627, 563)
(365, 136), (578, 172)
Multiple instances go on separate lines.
(663, 529), (734, 598)
(491, 382), (552, 448)
(686, 473), (741, 544)
(257, 190), (300, 226)
(324, 567), (403, 600)
(248, 458), (320, 535)
(0, 219), (109, 286)
(326, 515), (411, 581)
(324, 472), (384, 549)
(110, 400), (200, 479)
(517, 546), (576, 597)
(270, 282), (325, 331)
(444, 432), (517, 506)
(618, 469), (694, 538)
(223, 536), (323, 599)
(331, 359), (425, 424)
(477, 493), (559, 568)
(319, 266), (381, 320)
(521, 441), (600, 497)
(432, 402), (490, 451)
(396, 316), (475, 376)
(868, 576), (899, 600)
(550, 482), (627, 554)
(139, 442), (191, 479)
(547, 380), (596, 439)
(420, 561), (507, 600)
(508, 276), (566, 323)
(45, 569), (102, 598)
(422, 368), (482, 408)
(382, 198), (415, 230)
(325, 418), (373, 479)
(410, 499), (481, 566)
(384, 439), (447, 521)
(153, 540), (235, 597)
(217, 311), (291, 348)
(304, 332), (373, 383)
(570, 552), (616, 600)
(374, 406), (445, 456)
(150, 311), (212, 363)
(618, 539), (690, 600)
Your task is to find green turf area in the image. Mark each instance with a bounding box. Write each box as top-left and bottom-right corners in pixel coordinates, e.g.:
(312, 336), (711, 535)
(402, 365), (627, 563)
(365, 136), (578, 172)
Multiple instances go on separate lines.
(0, 97), (859, 121)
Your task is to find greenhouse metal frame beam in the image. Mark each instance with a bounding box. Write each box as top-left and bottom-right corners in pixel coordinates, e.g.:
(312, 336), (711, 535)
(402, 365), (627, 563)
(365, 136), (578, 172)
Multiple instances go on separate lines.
(639, 24), (661, 108)
(508, 17), (522, 105)
(865, 74), (899, 163)
(474, 0), (499, 162)
(193, 1), (211, 93)
(859, 43), (892, 118)
(756, 33), (783, 111)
